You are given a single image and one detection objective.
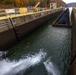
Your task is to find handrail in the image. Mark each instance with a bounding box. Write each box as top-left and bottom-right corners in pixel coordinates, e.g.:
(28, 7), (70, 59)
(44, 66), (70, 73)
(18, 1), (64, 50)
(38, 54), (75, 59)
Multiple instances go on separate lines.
(0, 7), (62, 20)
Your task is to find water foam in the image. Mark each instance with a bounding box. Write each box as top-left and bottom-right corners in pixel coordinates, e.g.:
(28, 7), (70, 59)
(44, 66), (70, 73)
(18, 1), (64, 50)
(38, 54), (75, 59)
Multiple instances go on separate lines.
(0, 50), (46, 75)
(43, 59), (60, 75)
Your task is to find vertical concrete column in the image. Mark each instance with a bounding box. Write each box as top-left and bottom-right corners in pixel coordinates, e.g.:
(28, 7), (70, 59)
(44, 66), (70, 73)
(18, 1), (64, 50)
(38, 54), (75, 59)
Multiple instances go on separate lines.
(71, 8), (76, 75)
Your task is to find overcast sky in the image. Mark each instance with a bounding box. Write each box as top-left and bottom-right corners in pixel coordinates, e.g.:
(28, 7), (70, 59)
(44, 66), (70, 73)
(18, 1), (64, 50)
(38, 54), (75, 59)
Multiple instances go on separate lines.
(62, 0), (76, 3)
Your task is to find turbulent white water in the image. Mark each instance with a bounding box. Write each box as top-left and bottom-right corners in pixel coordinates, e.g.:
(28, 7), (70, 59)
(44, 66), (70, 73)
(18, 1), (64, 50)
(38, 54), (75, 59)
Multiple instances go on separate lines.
(69, 7), (73, 24)
(69, 7), (72, 15)
(65, 7), (72, 15)
(0, 50), (61, 75)
(44, 59), (60, 75)
(0, 50), (46, 75)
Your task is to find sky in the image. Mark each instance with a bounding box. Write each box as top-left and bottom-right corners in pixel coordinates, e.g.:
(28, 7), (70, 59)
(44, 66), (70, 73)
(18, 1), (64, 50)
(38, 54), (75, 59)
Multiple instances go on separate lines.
(62, 0), (76, 3)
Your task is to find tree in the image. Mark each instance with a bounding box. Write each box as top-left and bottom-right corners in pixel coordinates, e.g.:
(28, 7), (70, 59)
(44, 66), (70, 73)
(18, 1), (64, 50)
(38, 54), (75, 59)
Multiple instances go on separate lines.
(29, 0), (37, 6)
(3, 0), (12, 5)
(0, 0), (3, 4)
(23, 0), (29, 6)
(13, 0), (21, 6)
(13, 0), (29, 7)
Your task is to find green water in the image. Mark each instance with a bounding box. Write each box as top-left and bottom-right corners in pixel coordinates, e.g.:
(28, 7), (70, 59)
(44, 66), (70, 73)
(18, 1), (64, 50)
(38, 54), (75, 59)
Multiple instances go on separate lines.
(1, 20), (71, 75)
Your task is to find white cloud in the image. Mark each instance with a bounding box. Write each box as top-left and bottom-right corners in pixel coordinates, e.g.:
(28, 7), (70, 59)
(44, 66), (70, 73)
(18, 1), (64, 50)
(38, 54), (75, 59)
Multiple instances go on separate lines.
(62, 0), (76, 3)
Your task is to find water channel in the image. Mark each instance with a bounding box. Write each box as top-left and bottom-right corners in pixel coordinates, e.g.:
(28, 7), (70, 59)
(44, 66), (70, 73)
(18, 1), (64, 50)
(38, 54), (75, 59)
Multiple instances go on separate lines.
(0, 12), (71, 75)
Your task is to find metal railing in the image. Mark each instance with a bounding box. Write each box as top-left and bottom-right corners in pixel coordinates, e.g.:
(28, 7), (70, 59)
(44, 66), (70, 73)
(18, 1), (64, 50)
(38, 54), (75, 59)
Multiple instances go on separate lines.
(0, 7), (63, 33)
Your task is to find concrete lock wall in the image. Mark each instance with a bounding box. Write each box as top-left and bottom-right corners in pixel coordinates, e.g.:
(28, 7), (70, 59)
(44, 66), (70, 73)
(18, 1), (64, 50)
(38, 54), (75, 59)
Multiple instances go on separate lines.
(71, 7), (76, 75)
(11, 9), (62, 40)
(0, 18), (18, 50)
(0, 8), (63, 50)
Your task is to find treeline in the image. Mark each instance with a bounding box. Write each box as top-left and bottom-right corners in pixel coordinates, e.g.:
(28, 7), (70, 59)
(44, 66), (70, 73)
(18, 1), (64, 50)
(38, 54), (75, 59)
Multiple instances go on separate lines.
(0, 0), (12, 5)
(0, 0), (65, 7)
(0, 0), (52, 7)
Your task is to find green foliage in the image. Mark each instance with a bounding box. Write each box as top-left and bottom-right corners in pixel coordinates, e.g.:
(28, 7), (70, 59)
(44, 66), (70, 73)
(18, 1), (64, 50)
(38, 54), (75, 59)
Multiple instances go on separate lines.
(0, 0), (51, 7)
(0, 0), (4, 4)
(0, 0), (12, 5)
(29, 0), (36, 6)
(29, 0), (50, 7)
(4, 0), (12, 4)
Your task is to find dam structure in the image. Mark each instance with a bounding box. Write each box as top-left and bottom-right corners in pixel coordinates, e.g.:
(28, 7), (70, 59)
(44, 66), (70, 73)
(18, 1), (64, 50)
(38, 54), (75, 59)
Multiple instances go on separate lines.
(0, 7), (63, 50)
(0, 6), (76, 75)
